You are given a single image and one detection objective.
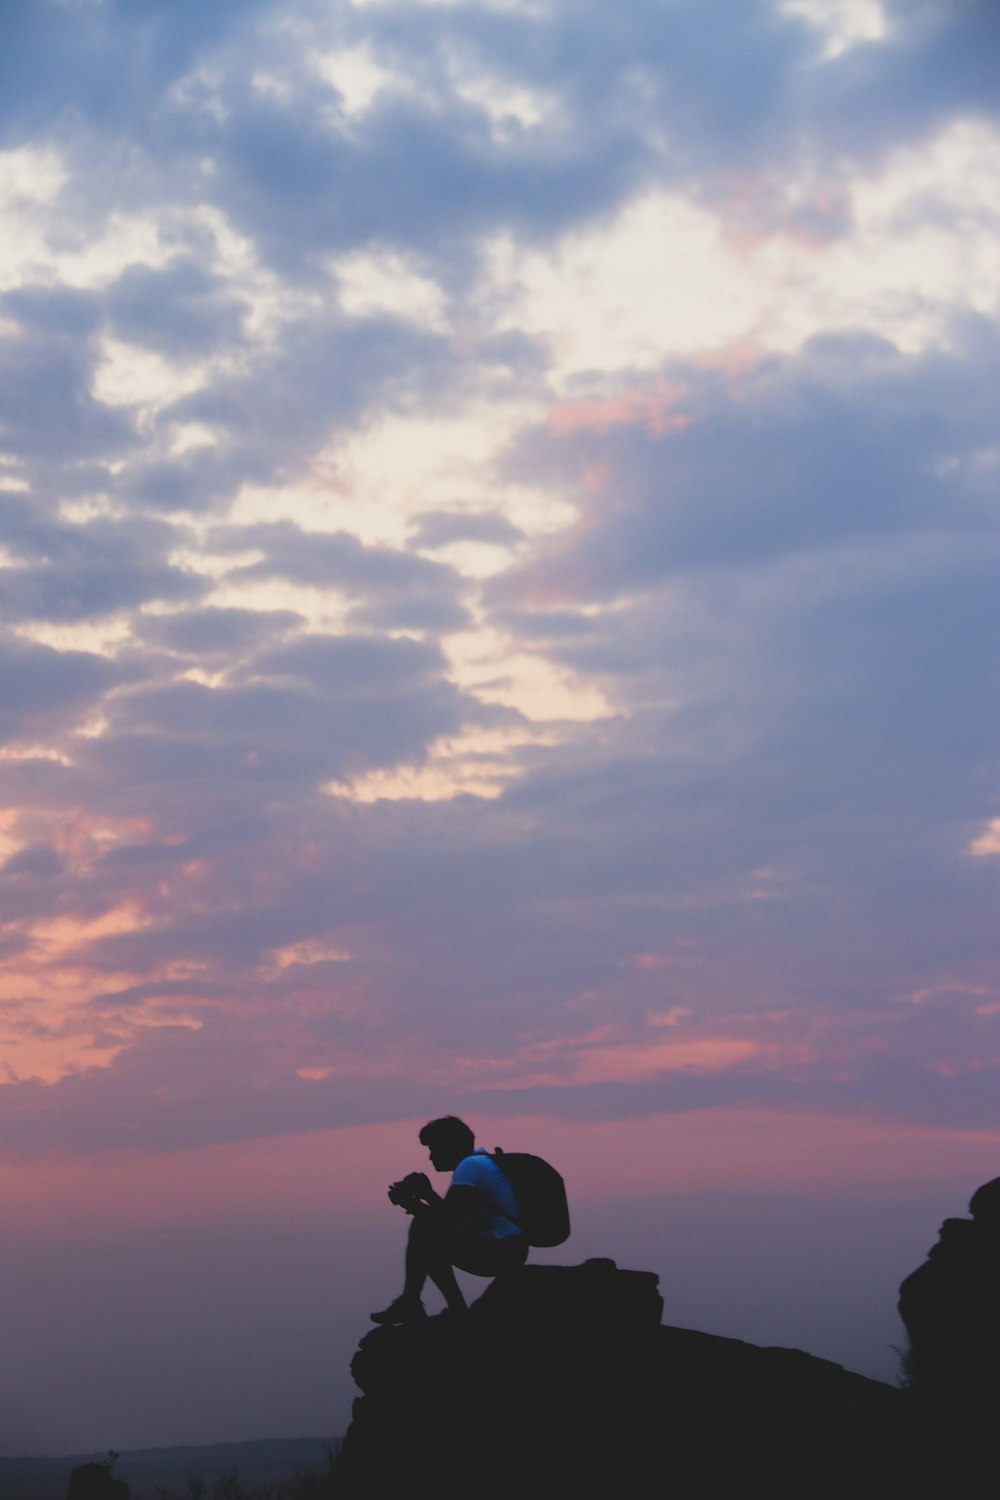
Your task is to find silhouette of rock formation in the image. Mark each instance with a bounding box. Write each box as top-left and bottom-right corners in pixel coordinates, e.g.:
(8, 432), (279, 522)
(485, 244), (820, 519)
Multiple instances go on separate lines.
(899, 1176), (1000, 1406)
(896, 1178), (1000, 1490)
(336, 1259), (903, 1499)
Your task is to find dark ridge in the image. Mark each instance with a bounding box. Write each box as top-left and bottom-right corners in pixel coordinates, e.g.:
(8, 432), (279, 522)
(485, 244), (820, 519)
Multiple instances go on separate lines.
(0, 1437), (339, 1500)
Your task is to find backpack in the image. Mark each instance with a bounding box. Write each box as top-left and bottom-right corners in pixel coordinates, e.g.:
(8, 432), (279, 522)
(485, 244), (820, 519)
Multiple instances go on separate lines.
(492, 1148), (571, 1247)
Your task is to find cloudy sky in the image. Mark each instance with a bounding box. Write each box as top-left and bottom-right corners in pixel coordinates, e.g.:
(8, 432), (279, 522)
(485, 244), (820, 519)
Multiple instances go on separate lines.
(1, 0), (998, 1456)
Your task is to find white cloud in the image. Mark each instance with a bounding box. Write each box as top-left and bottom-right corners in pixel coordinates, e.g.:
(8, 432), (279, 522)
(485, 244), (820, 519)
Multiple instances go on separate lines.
(190, 205), (323, 344)
(14, 618), (133, 657)
(485, 195), (762, 380)
(0, 145), (66, 203)
(92, 337), (211, 414)
(0, 146), (68, 290)
(452, 72), (551, 133)
(334, 248), (449, 328)
(445, 624), (611, 722)
(444, 44), (557, 138)
(232, 397), (570, 548)
(349, 0), (546, 11)
(327, 724), (527, 801)
(779, 0), (890, 58)
(484, 117), (1000, 382)
(201, 571), (354, 633)
(312, 45), (400, 118)
(36, 211), (175, 291)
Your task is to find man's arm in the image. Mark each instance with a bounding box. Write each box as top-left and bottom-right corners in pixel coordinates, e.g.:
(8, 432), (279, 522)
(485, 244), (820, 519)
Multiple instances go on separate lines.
(441, 1183), (479, 1232)
(401, 1175), (479, 1232)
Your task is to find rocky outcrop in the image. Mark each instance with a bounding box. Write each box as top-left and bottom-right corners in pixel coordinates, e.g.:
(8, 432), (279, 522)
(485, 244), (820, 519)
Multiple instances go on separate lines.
(336, 1259), (905, 1499)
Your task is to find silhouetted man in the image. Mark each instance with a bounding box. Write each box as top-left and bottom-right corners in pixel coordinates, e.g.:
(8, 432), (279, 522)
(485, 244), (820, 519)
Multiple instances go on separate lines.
(370, 1115), (528, 1325)
(899, 1176), (1000, 1413)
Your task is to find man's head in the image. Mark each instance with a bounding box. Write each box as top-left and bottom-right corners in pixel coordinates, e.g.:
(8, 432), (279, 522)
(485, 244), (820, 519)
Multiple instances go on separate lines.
(419, 1115), (475, 1172)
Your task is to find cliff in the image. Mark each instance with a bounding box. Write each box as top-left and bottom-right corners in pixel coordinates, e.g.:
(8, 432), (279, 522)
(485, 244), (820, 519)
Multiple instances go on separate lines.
(336, 1259), (905, 1498)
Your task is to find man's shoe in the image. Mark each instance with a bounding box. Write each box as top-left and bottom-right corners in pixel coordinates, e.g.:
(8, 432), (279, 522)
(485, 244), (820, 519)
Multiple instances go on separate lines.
(370, 1295), (427, 1325)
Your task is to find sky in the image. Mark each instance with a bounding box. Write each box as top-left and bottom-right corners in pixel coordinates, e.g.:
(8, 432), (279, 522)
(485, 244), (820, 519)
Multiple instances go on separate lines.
(0, 0), (998, 1457)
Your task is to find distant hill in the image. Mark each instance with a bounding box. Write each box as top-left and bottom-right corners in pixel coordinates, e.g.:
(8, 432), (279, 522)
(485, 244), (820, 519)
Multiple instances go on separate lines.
(0, 1435), (340, 1499)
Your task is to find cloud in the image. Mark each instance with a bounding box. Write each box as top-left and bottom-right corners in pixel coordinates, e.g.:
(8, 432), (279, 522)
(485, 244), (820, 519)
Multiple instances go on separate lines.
(135, 605), (305, 656)
(217, 521), (472, 630)
(0, 287), (135, 467)
(3, 3), (1000, 1460)
(409, 507), (524, 549)
(85, 641), (480, 795)
(0, 497), (206, 623)
(0, 635), (122, 745)
(0, 0), (995, 1182)
(0, 842), (61, 878)
(105, 257), (249, 357)
(494, 327), (1000, 605)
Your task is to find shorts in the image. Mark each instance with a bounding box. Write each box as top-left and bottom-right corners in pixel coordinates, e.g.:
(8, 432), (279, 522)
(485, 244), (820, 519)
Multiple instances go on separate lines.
(449, 1231), (529, 1278)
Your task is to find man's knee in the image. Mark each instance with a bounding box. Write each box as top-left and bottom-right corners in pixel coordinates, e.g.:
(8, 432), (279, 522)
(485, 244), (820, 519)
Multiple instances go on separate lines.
(408, 1212), (447, 1257)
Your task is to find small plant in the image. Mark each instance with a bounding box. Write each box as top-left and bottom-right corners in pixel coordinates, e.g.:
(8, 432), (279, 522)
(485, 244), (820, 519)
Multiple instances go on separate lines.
(892, 1340), (915, 1390)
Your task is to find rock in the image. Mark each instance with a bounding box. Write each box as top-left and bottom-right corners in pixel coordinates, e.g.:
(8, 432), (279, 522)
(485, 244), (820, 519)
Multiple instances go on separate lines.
(336, 1259), (905, 1499)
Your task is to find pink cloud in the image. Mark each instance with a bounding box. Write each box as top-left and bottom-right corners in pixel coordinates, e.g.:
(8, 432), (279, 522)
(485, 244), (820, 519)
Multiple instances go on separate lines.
(474, 1035), (765, 1088)
(628, 952), (670, 970)
(717, 172), (851, 255)
(549, 379), (692, 439)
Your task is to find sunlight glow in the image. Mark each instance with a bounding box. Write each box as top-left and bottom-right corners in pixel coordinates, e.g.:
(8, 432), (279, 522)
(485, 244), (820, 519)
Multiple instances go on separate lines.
(970, 819), (1000, 857)
(0, 743), (74, 766)
(14, 617), (133, 657)
(31, 903), (151, 958)
(269, 940), (352, 968)
(327, 723), (560, 803)
(486, 196), (762, 379)
(446, 625), (611, 721)
(519, 1035), (764, 1086)
(302, 399), (566, 547)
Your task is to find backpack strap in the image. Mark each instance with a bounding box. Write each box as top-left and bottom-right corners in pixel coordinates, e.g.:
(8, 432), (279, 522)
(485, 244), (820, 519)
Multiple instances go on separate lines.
(490, 1148), (526, 1235)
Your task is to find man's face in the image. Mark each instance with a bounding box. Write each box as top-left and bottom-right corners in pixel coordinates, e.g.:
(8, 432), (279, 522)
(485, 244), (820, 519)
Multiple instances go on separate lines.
(427, 1139), (463, 1173)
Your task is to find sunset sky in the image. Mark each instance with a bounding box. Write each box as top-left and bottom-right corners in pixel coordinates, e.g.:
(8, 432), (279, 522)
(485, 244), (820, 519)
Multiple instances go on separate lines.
(1, 0), (999, 1456)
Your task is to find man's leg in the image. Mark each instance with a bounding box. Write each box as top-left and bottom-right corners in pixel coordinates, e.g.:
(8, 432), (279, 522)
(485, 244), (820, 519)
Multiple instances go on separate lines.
(372, 1213), (467, 1323)
(404, 1213), (467, 1311)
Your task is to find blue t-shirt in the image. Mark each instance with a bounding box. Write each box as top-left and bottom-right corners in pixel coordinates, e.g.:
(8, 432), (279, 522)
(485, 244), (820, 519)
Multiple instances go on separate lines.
(451, 1150), (522, 1241)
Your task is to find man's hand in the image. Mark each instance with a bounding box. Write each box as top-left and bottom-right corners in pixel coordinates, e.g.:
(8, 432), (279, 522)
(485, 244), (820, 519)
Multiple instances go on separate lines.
(404, 1171), (433, 1201)
(387, 1171), (438, 1213)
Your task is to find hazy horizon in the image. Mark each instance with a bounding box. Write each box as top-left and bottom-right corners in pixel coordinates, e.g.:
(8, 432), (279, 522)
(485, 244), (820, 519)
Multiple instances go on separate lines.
(3, 1130), (997, 1454)
(1, 0), (998, 1457)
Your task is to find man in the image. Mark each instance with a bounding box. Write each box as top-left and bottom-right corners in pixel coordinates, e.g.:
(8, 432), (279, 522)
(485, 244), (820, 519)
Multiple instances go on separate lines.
(370, 1115), (528, 1325)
